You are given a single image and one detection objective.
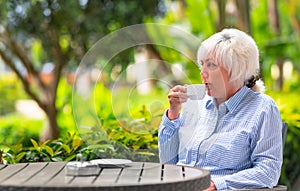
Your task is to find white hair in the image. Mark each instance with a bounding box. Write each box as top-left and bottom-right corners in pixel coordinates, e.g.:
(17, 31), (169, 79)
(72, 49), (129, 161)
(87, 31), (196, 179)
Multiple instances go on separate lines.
(197, 28), (265, 93)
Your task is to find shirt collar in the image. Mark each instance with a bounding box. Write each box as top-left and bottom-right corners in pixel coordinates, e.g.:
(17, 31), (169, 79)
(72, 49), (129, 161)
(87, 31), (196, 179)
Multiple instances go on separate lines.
(205, 97), (214, 109)
(205, 86), (250, 113)
(226, 86), (250, 113)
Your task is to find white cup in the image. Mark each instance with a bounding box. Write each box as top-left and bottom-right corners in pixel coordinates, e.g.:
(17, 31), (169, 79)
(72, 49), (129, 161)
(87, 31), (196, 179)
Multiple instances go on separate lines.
(186, 84), (206, 100)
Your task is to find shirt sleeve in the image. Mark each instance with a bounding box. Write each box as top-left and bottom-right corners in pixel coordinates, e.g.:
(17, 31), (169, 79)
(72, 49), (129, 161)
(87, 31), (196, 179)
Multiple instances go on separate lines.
(212, 101), (283, 190)
(158, 110), (181, 164)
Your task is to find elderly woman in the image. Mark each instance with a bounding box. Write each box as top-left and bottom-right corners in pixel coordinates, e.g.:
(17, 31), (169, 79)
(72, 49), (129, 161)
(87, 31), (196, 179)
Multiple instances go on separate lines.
(158, 28), (283, 190)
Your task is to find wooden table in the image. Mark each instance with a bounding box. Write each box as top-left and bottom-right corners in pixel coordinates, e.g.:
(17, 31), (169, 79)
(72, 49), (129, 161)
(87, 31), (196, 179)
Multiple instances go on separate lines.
(0, 161), (210, 191)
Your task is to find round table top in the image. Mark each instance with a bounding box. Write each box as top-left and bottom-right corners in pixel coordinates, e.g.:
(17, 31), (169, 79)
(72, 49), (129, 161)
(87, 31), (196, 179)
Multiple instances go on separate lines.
(0, 161), (210, 191)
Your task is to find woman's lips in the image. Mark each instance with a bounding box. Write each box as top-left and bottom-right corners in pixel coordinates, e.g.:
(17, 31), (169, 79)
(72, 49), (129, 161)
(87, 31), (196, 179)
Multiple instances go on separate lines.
(204, 83), (209, 89)
(204, 83), (211, 93)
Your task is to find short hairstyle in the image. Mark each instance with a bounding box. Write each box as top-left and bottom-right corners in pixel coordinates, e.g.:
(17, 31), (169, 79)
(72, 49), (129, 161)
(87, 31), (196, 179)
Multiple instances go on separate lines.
(197, 28), (265, 92)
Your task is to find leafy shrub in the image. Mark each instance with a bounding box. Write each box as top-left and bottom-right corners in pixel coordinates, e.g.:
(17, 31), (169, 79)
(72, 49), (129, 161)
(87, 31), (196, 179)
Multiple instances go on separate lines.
(1, 132), (114, 164)
(0, 127), (159, 164)
(74, 83), (164, 162)
(0, 114), (41, 147)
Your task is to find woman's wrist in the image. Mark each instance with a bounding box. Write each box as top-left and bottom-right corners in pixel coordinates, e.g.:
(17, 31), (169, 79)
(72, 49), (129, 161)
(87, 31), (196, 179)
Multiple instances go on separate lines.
(167, 109), (180, 120)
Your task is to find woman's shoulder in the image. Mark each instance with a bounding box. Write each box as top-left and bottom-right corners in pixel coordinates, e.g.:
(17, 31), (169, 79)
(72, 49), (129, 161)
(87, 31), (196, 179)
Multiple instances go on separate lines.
(250, 89), (275, 101)
(246, 89), (278, 109)
(236, 89), (281, 123)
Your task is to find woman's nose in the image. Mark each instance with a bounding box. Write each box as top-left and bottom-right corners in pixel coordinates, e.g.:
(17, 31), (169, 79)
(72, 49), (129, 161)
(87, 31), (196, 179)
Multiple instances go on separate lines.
(200, 69), (208, 79)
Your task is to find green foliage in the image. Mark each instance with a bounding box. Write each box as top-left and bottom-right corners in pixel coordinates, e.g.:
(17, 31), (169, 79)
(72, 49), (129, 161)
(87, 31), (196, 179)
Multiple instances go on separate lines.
(0, 106), (160, 164)
(79, 83), (162, 161)
(106, 105), (159, 151)
(0, 114), (42, 147)
(268, 90), (300, 187)
(0, 81), (162, 164)
(1, 132), (85, 163)
(185, 0), (215, 36)
(0, 74), (28, 115)
(0, 0), (164, 143)
(0, 131), (136, 164)
(30, 39), (44, 67)
(0, 77), (76, 148)
(56, 78), (77, 135)
(0, 0), (162, 69)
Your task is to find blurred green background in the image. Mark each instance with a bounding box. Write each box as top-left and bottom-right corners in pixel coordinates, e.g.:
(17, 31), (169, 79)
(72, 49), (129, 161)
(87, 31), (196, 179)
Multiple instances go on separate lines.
(0, 0), (300, 189)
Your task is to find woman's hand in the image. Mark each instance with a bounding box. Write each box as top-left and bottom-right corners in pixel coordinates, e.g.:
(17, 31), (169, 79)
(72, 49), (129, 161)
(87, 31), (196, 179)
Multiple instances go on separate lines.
(167, 85), (188, 120)
(203, 181), (217, 191)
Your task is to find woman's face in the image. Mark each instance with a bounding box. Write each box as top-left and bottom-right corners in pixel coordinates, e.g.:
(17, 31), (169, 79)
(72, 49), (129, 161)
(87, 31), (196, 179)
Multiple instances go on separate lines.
(199, 57), (238, 105)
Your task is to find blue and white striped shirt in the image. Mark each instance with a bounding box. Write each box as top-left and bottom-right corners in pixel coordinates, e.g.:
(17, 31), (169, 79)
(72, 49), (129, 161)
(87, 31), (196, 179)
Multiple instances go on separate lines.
(158, 86), (283, 190)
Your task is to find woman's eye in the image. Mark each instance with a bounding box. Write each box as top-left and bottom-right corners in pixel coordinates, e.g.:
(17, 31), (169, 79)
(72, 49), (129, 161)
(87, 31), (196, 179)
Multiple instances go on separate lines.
(207, 62), (217, 69)
(199, 63), (204, 69)
(199, 60), (218, 71)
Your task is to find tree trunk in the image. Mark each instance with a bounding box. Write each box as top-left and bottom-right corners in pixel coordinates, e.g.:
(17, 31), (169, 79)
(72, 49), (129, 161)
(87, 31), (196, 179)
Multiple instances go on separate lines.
(40, 103), (60, 141)
(268, 0), (284, 90)
(0, 29), (62, 142)
(268, 0), (280, 35)
(276, 58), (284, 90)
(216, 0), (226, 31)
(235, 0), (251, 34)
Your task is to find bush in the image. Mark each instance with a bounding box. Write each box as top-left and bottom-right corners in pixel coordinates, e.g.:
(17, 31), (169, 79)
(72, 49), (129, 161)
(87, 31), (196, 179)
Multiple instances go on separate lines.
(0, 128), (159, 164)
(1, 132), (86, 163)
(0, 114), (42, 147)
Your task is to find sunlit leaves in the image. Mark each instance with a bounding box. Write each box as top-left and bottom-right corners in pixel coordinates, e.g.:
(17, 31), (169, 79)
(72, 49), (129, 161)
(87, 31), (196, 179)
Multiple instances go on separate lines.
(31, 39), (44, 67)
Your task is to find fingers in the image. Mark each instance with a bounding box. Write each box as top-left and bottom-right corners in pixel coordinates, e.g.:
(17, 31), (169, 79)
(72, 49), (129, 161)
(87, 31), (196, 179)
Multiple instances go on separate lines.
(168, 85), (188, 105)
(167, 85), (187, 120)
(203, 181), (217, 191)
(170, 85), (187, 93)
(168, 92), (187, 104)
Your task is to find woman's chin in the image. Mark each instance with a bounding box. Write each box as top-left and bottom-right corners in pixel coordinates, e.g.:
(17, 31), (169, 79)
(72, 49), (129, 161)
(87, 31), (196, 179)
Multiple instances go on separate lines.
(207, 90), (212, 96)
